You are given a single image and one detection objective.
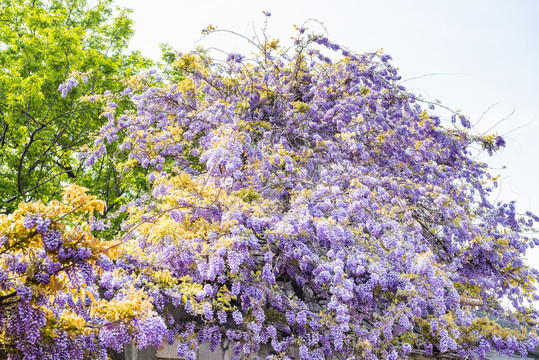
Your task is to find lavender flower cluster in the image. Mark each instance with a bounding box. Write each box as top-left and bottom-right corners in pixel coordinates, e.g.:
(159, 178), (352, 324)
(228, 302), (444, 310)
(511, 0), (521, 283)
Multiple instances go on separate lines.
(58, 77), (79, 98)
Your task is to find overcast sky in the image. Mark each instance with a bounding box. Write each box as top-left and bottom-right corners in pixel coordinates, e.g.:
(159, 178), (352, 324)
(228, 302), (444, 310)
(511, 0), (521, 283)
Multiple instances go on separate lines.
(115, 0), (539, 260)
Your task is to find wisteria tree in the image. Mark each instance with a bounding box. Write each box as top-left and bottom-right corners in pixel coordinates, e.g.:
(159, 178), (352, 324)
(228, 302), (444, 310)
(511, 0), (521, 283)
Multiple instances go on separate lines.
(7, 15), (539, 360)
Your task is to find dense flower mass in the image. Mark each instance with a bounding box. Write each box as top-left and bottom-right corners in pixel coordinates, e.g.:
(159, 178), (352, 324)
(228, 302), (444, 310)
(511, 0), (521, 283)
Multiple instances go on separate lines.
(0, 186), (163, 360)
(81, 26), (539, 359)
(3, 24), (538, 360)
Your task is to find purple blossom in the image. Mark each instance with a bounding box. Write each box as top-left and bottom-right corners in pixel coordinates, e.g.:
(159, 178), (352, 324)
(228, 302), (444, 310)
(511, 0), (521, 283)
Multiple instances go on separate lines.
(261, 264), (275, 284)
(203, 303), (213, 320)
(58, 77), (79, 98)
(42, 230), (62, 251)
(135, 316), (167, 349)
(14, 261), (28, 274)
(232, 310), (243, 325)
(217, 310), (227, 324)
(17, 285), (32, 302)
(34, 216), (51, 234)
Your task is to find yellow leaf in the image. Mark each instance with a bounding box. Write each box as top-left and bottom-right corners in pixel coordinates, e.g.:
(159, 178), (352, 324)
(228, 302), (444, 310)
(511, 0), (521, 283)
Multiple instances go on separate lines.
(49, 276), (58, 293)
(86, 290), (96, 304)
(80, 289), (86, 304)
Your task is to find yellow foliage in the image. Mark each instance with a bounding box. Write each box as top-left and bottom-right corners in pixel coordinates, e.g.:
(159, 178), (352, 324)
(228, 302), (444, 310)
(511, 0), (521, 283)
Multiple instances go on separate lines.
(151, 270), (175, 286)
(62, 184), (105, 215)
(292, 101), (309, 114)
(60, 311), (87, 329)
(91, 287), (153, 322)
(217, 285), (234, 310)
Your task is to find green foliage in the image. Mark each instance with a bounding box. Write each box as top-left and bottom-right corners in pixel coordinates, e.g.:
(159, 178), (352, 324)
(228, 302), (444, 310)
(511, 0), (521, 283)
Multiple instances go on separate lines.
(0, 0), (150, 213)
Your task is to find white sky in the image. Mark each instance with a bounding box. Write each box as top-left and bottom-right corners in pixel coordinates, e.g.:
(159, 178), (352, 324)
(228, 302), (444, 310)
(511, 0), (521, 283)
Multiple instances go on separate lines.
(115, 0), (539, 262)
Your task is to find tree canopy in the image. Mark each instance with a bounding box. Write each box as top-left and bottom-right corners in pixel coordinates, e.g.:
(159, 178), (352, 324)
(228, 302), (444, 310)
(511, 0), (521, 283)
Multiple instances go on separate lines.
(78, 22), (539, 359)
(1, 12), (539, 360)
(0, 0), (149, 213)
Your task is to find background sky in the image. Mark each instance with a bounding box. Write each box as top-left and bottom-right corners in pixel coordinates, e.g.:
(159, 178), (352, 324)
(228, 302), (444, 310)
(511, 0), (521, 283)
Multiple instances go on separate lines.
(114, 0), (539, 261)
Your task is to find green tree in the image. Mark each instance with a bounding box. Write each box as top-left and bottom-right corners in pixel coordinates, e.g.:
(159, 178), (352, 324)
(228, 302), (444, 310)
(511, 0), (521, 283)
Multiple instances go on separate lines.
(0, 0), (149, 213)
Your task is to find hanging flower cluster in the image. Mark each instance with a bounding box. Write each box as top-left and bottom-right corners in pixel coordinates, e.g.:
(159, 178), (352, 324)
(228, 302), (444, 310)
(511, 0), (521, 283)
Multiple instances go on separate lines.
(81, 25), (538, 359)
(0, 185), (166, 359)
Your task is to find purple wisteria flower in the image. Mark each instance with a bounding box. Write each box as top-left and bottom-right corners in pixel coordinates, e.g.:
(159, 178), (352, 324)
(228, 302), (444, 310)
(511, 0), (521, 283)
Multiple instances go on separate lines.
(58, 77), (79, 98)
